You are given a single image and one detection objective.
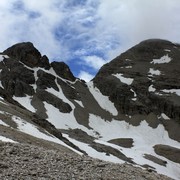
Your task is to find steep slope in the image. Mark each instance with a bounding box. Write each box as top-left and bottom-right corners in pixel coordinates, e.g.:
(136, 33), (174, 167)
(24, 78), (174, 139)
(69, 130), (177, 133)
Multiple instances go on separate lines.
(0, 40), (179, 179)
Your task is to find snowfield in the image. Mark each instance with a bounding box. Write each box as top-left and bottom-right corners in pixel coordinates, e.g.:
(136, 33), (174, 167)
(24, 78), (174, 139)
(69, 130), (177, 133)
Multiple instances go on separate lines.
(88, 114), (180, 179)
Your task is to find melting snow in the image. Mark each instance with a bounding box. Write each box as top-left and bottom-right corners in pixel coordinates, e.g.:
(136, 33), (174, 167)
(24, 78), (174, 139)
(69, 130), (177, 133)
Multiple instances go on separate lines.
(130, 89), (137, 101)
(113, 73), (134, 85)
(0, 119), (9, 127)
(164, 49), (171, 52)
(74, 100), (84, 108)
(151, 55), (172, 64)
(44, 102), (96, 137)
(0, 81), (3, 88)
(63, 133), (123, 163)
(148, 85), (156, 92)
(121, 66), (132, 69)
(88, 82), (118, 116)
(88, 114), (180, 180)
(47, 79), (75, 109)
(161, 113), (170, 120)
(148, 68), (161, 76)
(161, 89), (180, 96)
(13, 95), (36, 113)
(0, 55), (9, 61)
(12, 115), (82, 155)
(0, 135), (17, 143)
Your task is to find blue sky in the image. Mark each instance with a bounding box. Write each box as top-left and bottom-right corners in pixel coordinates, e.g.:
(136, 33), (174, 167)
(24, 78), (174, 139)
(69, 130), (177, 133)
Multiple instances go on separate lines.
(0, 0), (180, 81)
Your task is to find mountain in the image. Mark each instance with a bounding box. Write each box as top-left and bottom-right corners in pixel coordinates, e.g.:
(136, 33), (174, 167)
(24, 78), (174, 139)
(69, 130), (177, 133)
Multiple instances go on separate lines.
(0, 39), (179, 179)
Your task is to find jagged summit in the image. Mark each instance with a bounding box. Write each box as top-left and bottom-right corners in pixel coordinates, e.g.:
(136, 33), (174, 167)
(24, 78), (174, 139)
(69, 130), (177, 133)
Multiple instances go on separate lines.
(2, 42), (75, 80)
(0, 39), (180, 179)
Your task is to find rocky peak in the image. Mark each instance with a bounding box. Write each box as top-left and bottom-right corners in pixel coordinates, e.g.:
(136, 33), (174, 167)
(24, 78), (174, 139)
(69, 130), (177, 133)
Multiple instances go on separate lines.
(3, 42), (44, 68)
(51, 61), (76, 81)
(93, 39), (180, 121)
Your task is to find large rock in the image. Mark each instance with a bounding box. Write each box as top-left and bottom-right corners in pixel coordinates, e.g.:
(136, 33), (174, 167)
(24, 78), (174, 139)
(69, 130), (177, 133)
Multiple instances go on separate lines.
(51, 61), (76, 81)
(3, 42), (50, 68)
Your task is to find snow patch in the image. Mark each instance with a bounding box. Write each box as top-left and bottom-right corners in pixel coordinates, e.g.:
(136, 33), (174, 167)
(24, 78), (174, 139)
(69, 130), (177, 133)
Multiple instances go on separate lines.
(130, 89), (137, 101)
(113, 73), (134, 85)
(148, 85), (156, 92)
(148, 68), (161, 76)
(164, 49), (171, 52)
(0, 119), (9, 127)
(13, 95), (36, 113)
(0, 55), (9, 61)
(161, 89), (180, 96)
(161, 113), (170, 120)
(88, 82), (118, 116)
(151, 55), (172, 64)
(74, 100), (84, 108)
(121, 66), (132, 69)
(0, 135), (17, 143)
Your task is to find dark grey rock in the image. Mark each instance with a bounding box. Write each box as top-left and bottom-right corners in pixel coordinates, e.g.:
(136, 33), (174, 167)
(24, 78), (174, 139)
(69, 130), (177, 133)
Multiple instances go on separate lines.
(0, 61), (35, 96)
(36, 69), (59, 91)
(154, 144), (180, 163)
(39, 55), (50, 70)
(35, 89), (72, 113)
(3, 42), (41, 68)
(57, 78), (80, 100)
(51, 61), (76, 81)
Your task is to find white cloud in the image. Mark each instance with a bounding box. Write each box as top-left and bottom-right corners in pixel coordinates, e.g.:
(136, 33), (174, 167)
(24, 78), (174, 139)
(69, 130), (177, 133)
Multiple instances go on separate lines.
(78, 71), (94, 82)
(0, 0), (68, 60)
(90, 0), (180, 59)
(0, 0), (180, 75)
(82, 55), (107, 70)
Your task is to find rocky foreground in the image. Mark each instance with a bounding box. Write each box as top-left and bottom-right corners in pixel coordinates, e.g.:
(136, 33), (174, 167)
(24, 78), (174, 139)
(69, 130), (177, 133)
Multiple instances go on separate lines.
(0, 142), (172, 180)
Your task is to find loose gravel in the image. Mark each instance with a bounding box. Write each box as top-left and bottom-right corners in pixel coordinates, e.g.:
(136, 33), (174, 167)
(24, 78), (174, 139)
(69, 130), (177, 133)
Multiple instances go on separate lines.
(0, 142), (172, 180)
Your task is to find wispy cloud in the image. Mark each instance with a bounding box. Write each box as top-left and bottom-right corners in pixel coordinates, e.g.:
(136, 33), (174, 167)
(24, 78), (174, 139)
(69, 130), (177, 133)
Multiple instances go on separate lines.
(81, 55), (106, 70)
(0, 0), (180, 80)
(78, 71), (94, 82)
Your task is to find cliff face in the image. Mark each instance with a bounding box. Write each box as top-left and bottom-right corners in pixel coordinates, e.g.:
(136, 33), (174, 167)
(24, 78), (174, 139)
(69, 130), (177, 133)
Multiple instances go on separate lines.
(0, 39), (180, 179)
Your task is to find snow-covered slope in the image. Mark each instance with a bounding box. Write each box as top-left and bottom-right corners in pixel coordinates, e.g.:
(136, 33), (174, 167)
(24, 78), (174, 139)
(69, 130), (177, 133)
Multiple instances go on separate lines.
(0, 40), (180, 179)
